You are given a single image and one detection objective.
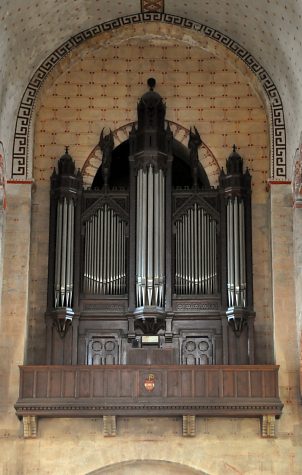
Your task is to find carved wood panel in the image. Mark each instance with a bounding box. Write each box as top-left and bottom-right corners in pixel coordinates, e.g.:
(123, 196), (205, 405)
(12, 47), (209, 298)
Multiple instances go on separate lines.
(181, 337), (213, 365)
(87, 336), (119, 365)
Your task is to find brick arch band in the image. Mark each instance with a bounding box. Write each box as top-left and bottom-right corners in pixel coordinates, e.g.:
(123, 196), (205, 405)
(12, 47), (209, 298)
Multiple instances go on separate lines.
(81, 121), (221, 188)
(11, 12), (286, 180)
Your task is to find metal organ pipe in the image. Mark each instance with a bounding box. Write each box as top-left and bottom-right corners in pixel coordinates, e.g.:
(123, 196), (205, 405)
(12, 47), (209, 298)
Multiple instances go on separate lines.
(109, 209), (113, 294)
(88, 216), (92, 294)
(141, 171), (147, 306)
(234, 197), (239, 306)
(194, 204), (198, 294)
(54, 200), (62, 307)
(174, 221), (177, 292)
(174, 205), (217, 296)
(66, 200), (74, 307)
(201, 209), (205, 293)
(83, 203), (126, 295)
(212, 217), (217, 293)
(197, 206), (201, 293)
(54, 197), (75, 308)
(60, 198), (68, 305)
(122, 220), (126, 293)
(159, 170), (165, 306)
(135, 166), (165, 308)
(147, 165), (154, 305)
(239, 199), (246, 306)
(205, 212), (209, 294)
(99, 208), (104, 293)
(185, 214), (189, 294)
(226, 197), (246, 308)
(154, 170), (159, 305)
(229, 200), (234, 307)
(104, 205), (108, 292)
(96, 209), (100, 293)
(92, 212), (96, 294)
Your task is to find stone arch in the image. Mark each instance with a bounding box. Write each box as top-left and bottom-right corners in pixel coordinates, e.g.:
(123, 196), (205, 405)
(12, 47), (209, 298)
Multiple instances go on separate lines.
(86, 459), (210, 475)
(11, 13), (286, 181)
(81, 121), (221, 188)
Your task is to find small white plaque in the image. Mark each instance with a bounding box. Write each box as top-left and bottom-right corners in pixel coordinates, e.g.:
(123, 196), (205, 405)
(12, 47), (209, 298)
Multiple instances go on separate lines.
(142, 335), (159, 344)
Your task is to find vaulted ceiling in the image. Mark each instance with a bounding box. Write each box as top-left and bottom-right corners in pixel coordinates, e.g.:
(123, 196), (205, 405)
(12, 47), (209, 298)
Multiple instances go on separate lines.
(1, 0), (301, 177)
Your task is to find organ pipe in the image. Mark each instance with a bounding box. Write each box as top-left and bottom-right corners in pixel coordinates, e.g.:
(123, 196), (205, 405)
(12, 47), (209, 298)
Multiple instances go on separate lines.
(147, 165), (154, 305)
(83, 204), (127, 295)
(54, 197), (75, 308)
(136, 166), (165, 308)
(226, 197), (246, 307)
(175, 205), (217, 295)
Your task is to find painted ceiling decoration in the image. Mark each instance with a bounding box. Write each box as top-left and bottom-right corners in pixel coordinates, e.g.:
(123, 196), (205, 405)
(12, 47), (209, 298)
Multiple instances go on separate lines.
(141, 0), (164, 13)
(11, 13), (286, 182)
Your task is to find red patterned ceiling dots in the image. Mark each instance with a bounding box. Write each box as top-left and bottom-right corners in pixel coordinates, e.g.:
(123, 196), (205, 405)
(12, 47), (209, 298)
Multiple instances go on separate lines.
(141, 0), (164, 13)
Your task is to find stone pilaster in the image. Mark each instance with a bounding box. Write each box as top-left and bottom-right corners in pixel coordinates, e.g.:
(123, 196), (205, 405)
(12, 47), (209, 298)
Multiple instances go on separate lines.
(0, 183), (32, 430)
(292, 142), (302, 394)
(270, 183), (299, 413)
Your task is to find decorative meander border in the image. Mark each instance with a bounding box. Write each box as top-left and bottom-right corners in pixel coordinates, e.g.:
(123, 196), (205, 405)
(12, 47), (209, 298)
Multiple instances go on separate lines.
(12, 13), (286, 180)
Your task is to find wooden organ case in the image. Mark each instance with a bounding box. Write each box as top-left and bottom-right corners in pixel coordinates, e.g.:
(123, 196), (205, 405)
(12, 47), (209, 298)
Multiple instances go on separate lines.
(15, 80), (283, 438)
(45, 80), (255, 366)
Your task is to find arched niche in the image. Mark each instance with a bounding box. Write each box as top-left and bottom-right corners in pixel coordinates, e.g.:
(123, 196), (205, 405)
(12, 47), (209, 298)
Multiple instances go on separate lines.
(86, 459), (210, 475)
(11, 16), (285, 182)
(26, 20), (274, 366)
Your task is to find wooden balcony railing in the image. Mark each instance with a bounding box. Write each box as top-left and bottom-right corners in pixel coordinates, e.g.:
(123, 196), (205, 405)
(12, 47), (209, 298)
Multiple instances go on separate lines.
(15, 365), (283, 438)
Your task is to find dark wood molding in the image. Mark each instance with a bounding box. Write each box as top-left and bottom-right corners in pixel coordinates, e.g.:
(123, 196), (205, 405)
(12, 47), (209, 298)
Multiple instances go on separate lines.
(16, 365), (283, 418)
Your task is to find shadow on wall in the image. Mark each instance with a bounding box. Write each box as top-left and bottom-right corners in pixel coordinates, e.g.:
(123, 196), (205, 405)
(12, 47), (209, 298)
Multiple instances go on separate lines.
(86, 459), (209, 475)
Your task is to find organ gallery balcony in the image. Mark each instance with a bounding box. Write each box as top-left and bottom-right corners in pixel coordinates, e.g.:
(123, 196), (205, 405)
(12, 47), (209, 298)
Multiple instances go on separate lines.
(15, 364), (283, 438)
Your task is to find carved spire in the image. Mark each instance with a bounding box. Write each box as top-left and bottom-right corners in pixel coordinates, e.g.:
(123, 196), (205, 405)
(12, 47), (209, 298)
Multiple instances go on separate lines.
(51, 147), (83, 194)
(58, 146), (76, 176)
(147, 77), (156, 91)
(99, 128), (114, 186)
(137, 78), (166, 132)
(188, 126), (202, 187)
(226, 144), (243, 175)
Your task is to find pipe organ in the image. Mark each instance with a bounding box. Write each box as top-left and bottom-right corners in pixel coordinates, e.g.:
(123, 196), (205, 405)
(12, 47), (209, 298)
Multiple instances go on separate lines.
(45, 79), (255, 366)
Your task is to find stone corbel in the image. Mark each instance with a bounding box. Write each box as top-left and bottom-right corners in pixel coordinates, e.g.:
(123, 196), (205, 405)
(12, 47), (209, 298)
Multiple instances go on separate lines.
(261, 415), (276, 438)
(22, 416), (38, 438)
(103, 415), (117, 437)
(182, 415), (196, 437)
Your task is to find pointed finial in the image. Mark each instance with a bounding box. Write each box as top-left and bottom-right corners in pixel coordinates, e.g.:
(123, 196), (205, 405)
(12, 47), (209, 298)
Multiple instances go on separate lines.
(147, 77), (156, 91)
(233, 144), (237, 153)
(65, 145), (69, 154)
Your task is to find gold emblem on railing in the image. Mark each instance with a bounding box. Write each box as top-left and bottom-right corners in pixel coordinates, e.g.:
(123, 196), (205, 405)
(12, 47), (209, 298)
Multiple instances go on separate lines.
(144, 373), (155, 392)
